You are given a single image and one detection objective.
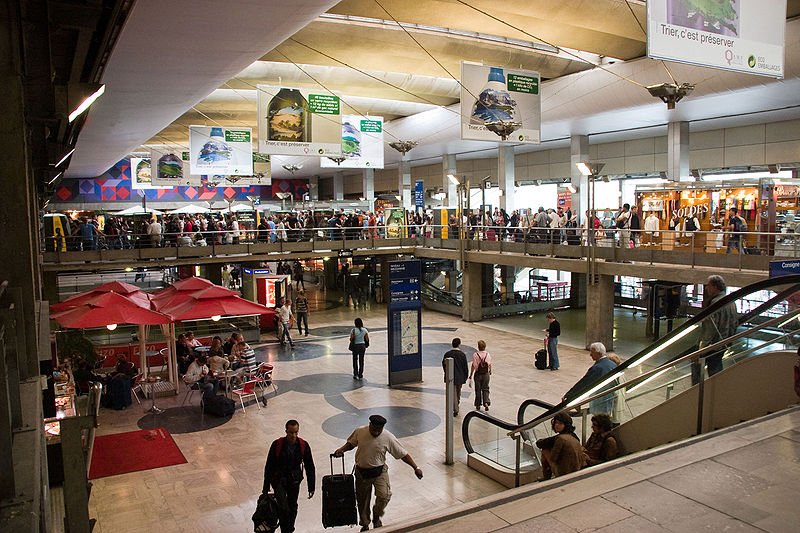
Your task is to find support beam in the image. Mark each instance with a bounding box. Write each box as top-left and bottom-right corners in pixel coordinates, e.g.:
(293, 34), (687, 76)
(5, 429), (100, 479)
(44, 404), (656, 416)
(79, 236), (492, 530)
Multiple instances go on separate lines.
(461, 262), (483, 322)
(332, 171), (344, 201)
(398, 159), (412, 210)
(442, 154), (457, 208)
(497, 146), (515, 213)
(362, 168), (375, 204)
(570, 135), (589, 221)
(667, 121), (690, 182)
(585, 274), (615, 350)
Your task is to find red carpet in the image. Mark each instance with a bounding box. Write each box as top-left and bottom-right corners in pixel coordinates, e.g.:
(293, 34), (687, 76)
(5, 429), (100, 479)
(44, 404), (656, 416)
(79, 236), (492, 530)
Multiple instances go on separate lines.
(89, 428), (187, 479)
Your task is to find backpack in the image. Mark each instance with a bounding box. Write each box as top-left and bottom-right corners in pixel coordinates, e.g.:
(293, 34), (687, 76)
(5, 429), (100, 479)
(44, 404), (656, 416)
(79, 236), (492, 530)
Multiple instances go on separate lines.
(474, 352), (489, 375)
(252, 492), (280, 532)
(732, 216), (746, 234)
(685, 217), (697, 232)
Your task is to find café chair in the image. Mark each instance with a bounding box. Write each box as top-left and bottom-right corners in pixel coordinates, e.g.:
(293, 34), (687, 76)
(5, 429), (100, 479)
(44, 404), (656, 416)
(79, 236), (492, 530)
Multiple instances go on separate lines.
(254, 363), (278, 395)
(131, 373), (144, 404)
(231, 379), (262, 413)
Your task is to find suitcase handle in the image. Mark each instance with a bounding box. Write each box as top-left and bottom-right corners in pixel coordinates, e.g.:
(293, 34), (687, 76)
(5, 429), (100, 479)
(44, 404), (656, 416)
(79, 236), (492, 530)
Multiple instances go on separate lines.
(329, 453), (346, 475)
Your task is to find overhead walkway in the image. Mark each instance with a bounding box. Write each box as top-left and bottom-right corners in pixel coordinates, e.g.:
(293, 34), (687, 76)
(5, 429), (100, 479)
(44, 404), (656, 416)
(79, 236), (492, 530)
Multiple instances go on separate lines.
(462, 275), (800, 488)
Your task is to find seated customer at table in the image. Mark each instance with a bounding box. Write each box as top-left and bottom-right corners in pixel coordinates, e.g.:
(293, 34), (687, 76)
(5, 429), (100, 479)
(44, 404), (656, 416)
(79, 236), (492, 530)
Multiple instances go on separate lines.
(234, 340), (258, 374)
(208, 351), (230, 375)
(176, 334), (193, 374)
(183, 356), (217, 399)
(114, 354), (138, 378)
(223, 333), (237, 356)
(582, 413), (619, 467)
(185, 331), (203, 348)
(208, 336), (225, 358)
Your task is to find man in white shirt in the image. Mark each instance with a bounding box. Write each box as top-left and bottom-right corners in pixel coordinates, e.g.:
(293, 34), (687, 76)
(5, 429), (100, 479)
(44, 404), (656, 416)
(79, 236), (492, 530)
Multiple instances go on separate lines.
(333, 415), (423, 531)
(147, 218), (162, 247)
(278, 298), (295, 347)
(644, 211), (660, 245)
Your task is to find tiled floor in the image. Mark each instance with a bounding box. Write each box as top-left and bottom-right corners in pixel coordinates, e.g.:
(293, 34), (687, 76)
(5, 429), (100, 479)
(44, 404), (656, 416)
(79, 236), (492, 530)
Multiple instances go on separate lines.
(87, 288), (595, 532)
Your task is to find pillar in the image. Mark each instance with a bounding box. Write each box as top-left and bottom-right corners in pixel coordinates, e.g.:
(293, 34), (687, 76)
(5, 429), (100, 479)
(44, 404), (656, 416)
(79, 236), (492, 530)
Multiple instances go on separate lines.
(570, 134), (589, 221)
(442, 154), (457, 208)
(498, 146), (515, 213)
(399, 159), (412, 210)
(309, 175), (319, 201)
(362, 168), (375, 204)
(585, 274), (615, 350)
(333, 171), (344, 201)
(461, 262), (483, 322)
(199, 264), (222, 286)
(667, 121), (689, 182)
(500, 265), (516, 301)
(569, 271), (586, 309)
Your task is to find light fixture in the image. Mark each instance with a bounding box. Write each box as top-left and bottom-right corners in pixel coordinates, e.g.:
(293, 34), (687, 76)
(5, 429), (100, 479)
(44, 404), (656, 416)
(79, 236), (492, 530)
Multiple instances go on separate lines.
(482, 175), (492, 189)
(47, 171), (63, 186)
(567, 184), (577, 194)
(68, 84), (105, 123)
(389, 140), (418, 155)
(646, 82), (694, 110)
(282, 164), (303, 174)
(211, 315), (222, 322)
(323, 256), (330, 261)
(768, 164), (780, 174)
(328, 156), (347, 166)
(106, 323), (118, 331)
(54, 148), (76, 168)
(124, 267), (133, 272)
(448, 174), (460, 186)
(576, 161), (605, 177)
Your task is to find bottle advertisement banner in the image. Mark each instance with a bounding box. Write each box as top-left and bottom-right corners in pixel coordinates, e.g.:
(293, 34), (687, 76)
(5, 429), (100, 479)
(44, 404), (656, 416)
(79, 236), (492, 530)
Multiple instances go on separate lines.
(647, 0), (786, 78)
(460, 62), (541, 144)
(320, 115), (385, 168)
(188, 126), (254, 176)
(130, 157), (171, 189)
(257, 85), (343, 157)
(150, 149), (202, 186)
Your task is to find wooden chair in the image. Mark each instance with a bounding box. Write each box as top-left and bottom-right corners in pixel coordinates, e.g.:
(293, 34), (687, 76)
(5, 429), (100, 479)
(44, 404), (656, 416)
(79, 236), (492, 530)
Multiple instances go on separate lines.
(231, 379), (262, 413)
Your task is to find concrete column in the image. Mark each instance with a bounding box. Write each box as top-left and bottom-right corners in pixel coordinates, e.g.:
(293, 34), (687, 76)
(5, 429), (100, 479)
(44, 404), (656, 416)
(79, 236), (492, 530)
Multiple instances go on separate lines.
(461, 262), (483, 322)
(199, 264), (222, 286)
(570, 135), (589, 221)
(309, 175), (319, 201)
(362, 168), (375, 203)
(42, 270), (59, 306)
(333, 171), (344, 201)
(585, 274), (615, 350)
(498, 146), (515, 212)
(442, 154), (457, 208)
(667, 121), (689, 182)
(570, 271), (586, 309)
(399, 159), (412, 210)
(500, 265), (516, 301)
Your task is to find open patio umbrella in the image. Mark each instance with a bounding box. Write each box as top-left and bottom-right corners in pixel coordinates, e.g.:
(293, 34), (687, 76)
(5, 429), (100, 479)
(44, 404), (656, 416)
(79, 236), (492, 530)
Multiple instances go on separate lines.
(151, 285), (237, 312)
(51, 281), (151, 312)
(160, 294), (272, 321)
(51, 292), (172, 328)
(167, 204), (211, 214)
(114, 206), (164, 216)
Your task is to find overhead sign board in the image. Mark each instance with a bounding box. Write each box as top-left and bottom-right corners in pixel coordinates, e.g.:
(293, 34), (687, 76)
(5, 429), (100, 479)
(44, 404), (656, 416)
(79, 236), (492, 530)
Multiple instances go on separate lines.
(321, 115), (384, 168)
(189, 126), (254, 176)
(460, 62), (541, 144)
(647, 0), (786, 78)
(769, 260), (800, 278)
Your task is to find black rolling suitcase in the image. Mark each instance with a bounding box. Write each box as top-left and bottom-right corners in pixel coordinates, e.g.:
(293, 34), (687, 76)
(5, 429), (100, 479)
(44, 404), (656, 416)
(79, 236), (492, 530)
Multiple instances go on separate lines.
(534, 349), (548, 370)
(322, 454), (357, 528)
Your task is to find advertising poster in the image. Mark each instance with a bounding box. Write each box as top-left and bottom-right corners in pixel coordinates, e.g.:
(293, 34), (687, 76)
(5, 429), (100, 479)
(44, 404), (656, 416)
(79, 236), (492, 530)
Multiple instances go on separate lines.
(460, 62), (541, 144)
(647, 0), (786, 78)
(188, 126), (254, 176)
(257, 85), (342, 157)
(130, 157), (172, 189)
(149, 149), (201, 186)
(321, 115), (384, 168)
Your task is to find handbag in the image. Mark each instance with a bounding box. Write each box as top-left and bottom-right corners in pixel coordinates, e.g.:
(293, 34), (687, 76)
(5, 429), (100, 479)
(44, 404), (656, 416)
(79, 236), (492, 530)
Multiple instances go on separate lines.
(348, 341), (355, 352)
(364, 337), (369, 348)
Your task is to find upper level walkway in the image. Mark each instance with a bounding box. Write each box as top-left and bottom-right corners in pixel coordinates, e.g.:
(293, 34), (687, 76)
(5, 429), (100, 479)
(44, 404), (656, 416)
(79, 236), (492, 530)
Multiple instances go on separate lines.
(43, 227), (798, 286)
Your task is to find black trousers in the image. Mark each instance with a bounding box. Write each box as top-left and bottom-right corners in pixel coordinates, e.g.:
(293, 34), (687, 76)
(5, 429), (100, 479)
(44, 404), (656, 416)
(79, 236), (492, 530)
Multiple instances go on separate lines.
(271, 479), (301, 533)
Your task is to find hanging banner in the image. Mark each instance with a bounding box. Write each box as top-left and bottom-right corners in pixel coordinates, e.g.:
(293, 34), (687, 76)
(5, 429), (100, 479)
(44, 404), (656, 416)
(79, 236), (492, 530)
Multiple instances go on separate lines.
(321, 115), (384, 168)
(647, 0), (786, 78)
(460, 62), (541, 144)
(188, 126), (254, 176)
(257, 85), (342, 157)
(149, 149), (201, 186)
(414, 180), (424, 211)
(130, 157), (171, 189)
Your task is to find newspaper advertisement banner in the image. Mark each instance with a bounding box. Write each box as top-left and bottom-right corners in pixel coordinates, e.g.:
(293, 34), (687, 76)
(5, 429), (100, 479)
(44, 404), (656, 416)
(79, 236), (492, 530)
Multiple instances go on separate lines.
(188, 126), (254, 176)
(460, 62), (541, 143)
(647, 0), (786, 78)
(320, 115), (384, 168)
(257, 85), (342, 157)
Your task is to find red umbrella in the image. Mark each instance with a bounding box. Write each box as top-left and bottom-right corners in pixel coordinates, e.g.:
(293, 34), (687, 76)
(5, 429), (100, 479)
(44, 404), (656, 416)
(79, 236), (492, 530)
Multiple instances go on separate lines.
(51, 292), (172, 328)
(151, 285), (237, 311)
(51, 281), (151, 312)
(161, 295), (271, 321)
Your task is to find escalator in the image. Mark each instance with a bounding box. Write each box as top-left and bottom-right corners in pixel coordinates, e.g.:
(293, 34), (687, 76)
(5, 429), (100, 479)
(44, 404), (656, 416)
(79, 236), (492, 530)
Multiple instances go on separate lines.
(463, 275), (800, 487)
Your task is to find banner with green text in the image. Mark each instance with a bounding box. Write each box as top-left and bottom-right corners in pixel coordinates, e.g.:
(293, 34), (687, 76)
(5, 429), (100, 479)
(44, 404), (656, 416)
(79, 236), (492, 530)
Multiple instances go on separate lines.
(321, 115), (384, 168)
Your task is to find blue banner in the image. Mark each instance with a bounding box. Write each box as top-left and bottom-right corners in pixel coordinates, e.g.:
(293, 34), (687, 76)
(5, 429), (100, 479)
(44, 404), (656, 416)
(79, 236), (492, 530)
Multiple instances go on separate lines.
(386, 260), (422, 385)
(414, 179), (424, 211)
(769, 259), (800, 278)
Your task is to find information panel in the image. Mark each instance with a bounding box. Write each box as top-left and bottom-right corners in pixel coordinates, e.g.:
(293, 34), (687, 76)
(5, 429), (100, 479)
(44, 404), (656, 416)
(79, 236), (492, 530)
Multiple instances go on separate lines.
(647, 0), (786, 78)
(386, 260), (422, 386)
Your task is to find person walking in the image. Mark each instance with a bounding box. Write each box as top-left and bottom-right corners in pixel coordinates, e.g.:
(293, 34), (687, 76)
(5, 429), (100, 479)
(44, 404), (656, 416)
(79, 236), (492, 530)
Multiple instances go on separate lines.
(294, 290), (310, 336)
(292, 260), (305, 290)
(349, 318), (369, 379)
(692, 275), (739, 384)
(468, 340), (492, 412)
(333, 414), (423, 532)
(441, 338), (469, 416)
(263, 419), (316, 533)
(544, 312), (561, 370)
(278, 298), (295, 348)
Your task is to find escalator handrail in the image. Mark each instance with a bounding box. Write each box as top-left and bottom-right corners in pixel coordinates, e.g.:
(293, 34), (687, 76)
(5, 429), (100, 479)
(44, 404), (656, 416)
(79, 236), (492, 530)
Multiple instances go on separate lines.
(462, 409), (521, 455)
(508, 307), (800, 437)
(516, 398), (557, 425)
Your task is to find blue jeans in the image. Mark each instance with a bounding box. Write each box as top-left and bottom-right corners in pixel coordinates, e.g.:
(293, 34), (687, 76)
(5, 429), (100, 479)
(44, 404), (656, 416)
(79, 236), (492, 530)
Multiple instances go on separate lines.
(727, 236), (742, 253)
(280, 322), (294, 345)
(547, 336), (559, 370)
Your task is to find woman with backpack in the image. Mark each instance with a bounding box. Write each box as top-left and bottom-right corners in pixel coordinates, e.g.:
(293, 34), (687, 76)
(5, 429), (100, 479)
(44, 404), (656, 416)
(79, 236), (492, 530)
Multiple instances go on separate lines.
(468, 340), (492, 412)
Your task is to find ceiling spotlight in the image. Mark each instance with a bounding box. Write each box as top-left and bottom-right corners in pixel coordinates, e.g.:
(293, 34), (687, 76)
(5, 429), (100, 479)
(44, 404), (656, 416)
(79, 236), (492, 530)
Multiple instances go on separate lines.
(768, 164), (780, 174)
(389, 140), (418, 155)
(646, 82), (694, 110)
(211, 315), (221, 322)
(447, 174), (460, 186)
(282, 164), (303, 174)
(106, 323), (118, 331)
(328, 156), (347, 165)
(576, 161), (605, 176)
(68, 84), (105, 123)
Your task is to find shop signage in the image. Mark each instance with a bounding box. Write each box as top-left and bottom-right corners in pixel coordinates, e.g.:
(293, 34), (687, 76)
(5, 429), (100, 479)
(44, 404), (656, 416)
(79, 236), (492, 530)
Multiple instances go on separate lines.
(257, 85), (342, 157)
(676, 203), (710, 218)
(641, 199), (664, 211)
(769, 260), (800, 278)
(647, 0), (786, 78)
(460, 62), (541, 143)
(188, 126), (254, 176)
(321, 115), (385, 169)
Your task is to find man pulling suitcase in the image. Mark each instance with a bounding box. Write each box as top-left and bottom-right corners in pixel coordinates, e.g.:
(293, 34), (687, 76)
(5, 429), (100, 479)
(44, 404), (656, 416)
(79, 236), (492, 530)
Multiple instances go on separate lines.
(333, 414), (424, 531)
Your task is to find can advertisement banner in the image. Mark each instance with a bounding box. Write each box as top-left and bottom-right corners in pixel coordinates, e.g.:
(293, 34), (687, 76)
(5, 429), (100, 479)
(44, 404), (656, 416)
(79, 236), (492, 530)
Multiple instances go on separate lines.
(257, 85), (342, 157)
(320, 115), (384, 168)
(460, 62), (541, 144)
(188, 126), (254, 176)
(647, 0), (786, 78)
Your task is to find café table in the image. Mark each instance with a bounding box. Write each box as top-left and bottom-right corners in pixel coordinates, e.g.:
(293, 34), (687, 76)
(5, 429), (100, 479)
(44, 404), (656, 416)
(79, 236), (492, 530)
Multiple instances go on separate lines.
(140, 378), (174, 414)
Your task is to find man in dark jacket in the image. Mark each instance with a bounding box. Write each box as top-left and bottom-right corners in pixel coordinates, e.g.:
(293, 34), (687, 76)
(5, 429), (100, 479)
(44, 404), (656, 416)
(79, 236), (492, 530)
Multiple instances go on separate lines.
(263, 419), (316, 533)
(442, 338), (469, 416)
